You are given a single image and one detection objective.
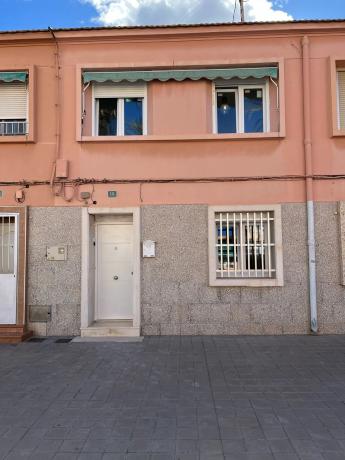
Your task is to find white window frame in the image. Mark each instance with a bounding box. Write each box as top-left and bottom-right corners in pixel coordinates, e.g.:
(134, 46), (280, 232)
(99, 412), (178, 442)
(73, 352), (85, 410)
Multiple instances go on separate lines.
(213, 80), (270, 134)
(336, 68), (345, 131)
(208, 204), (283, 287)
(0, 80), (29, 136)
(92, 82), (147, 136)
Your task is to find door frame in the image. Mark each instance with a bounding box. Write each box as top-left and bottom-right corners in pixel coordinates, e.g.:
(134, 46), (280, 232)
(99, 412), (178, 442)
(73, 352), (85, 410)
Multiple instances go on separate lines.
(0, 212), (19, 324)
(81, 207), (141, 330)
(0, 206), (27, 327)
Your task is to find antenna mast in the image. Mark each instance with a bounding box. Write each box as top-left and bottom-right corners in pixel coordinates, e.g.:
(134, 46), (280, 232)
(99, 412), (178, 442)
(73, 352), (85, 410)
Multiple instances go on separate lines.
(239, 0), (245, 22)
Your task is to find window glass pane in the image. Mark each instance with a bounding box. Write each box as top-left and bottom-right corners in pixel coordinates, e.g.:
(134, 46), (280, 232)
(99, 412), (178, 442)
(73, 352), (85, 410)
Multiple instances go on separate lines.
(244, 88), (263, 133)
(217, 92), (236, 133)
(216, 222), (236, 270)
(244, 223), (266, 270)
(0, 217), (15, 275)
(98, 98), (117, 136)
(124, 98), (143, 135)
(0, 120), (26, 136)
(338, 71), (345, 130)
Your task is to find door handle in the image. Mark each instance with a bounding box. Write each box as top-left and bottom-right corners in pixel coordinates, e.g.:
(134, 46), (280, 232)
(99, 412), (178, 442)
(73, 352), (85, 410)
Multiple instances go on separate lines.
(113, 275), (119, 280)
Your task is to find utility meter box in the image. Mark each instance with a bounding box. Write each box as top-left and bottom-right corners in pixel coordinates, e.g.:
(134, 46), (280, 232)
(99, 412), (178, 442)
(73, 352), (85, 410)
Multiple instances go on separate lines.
(55, 159), (69, 179)
(46, 245), (67, 261)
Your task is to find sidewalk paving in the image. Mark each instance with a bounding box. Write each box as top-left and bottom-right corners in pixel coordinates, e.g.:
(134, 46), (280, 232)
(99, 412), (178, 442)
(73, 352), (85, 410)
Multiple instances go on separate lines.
(1, 335), (345, 459)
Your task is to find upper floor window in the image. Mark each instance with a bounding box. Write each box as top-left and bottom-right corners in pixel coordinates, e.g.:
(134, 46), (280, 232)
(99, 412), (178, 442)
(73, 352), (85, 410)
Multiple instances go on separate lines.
(92, 82), (147, 136)
(337, 69), (345, 131)
(79, 67), (279, 140)
(214, 82), (269, 134)
(0, 72), (28, 136)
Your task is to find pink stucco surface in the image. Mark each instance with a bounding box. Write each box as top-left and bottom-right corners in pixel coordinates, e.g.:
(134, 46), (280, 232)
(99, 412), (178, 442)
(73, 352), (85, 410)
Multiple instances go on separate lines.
(0, 21), (345, 206)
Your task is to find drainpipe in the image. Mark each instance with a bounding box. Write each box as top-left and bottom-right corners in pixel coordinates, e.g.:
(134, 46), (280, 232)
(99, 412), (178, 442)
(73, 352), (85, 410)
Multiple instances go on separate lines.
(48, 27), (61, 165)
(302, 35), (318, 333)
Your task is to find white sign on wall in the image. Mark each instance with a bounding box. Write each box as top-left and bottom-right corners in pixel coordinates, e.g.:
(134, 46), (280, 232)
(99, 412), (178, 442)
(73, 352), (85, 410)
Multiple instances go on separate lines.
(143, 240), (156, 258)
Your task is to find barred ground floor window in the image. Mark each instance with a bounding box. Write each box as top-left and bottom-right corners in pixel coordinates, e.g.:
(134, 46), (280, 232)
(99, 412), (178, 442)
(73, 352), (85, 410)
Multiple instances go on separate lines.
(208, 205), (284, 287)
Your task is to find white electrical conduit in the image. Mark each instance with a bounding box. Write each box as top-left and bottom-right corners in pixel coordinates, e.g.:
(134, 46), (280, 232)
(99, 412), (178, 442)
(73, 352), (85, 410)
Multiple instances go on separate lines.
(302, 35), (318, 333)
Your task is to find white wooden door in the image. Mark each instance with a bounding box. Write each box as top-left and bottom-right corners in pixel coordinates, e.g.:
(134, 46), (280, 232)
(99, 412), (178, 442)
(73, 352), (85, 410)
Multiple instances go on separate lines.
(96, 223), (133, 320)
(0, 214), (18, 324)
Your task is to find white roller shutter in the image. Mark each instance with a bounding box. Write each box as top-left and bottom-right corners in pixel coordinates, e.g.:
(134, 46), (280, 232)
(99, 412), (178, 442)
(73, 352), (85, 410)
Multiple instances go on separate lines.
(337, 70), (345, 130)
(0, 82), (28, 119)
(93, 82), (146, 98)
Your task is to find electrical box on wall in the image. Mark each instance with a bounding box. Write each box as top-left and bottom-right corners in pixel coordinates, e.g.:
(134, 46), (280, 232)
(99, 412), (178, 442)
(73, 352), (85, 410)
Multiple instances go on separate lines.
(46, 246), (67, 261)
(29, 305), (51, 322)
(143, 240), (156, 258)
(56, 159), (69, 178)
(15, 190), (24, 201)
(80, 191), (91, 200)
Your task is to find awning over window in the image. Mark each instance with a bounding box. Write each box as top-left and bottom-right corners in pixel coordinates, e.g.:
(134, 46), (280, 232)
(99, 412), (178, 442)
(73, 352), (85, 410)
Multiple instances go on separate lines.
(83, 67), (278, 84)
(0, 72), (28, 83)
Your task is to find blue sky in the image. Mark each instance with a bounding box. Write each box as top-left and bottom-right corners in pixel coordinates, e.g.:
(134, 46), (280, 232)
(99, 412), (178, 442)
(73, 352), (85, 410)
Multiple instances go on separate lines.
(0, 0), (344, 32)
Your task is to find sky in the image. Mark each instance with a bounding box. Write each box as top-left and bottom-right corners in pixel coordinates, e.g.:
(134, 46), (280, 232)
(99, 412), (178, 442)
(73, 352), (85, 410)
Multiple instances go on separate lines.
(0, 0), (344, 31)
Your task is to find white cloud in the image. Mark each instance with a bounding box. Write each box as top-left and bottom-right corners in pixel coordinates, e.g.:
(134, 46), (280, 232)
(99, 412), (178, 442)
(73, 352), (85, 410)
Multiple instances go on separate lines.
(82, 0), (293, 26)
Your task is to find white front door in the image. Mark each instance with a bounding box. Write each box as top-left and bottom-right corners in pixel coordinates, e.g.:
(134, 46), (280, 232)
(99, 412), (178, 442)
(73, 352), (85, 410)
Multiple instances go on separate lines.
(0, 214), (18, 324)
(96, 223), (133, 320)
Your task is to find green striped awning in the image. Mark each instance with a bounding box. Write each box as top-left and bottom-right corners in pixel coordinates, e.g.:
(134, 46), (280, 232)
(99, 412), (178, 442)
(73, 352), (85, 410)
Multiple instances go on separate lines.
(0, 72), (28, 83)
(83, 67), (278, 83)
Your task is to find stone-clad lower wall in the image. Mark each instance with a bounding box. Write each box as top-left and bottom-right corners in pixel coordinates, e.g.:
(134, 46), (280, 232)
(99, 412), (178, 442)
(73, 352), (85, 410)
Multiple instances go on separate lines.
(25, 203), (345, 336)
(315, 202), (345, 333)
(27, 207), (82, 336)
(141, 203), (345, 335)
(141, 204), (309, 335)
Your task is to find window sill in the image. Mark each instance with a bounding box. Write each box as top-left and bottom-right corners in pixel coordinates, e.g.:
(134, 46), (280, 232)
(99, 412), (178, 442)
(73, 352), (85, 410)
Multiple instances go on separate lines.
(79, 132), (284, 143)
(210, 278), (284, 287)
(0, 135), (34, 143)
(332, 129), (345, 137)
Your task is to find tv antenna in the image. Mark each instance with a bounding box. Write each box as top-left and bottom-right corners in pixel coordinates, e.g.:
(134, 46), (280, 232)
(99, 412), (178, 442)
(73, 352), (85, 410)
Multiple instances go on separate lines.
(239, 0), (245, 22)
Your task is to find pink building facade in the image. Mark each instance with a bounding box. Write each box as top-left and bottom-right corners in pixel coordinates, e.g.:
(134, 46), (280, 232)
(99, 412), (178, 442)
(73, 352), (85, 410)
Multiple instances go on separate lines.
(0, 20), (345, 340)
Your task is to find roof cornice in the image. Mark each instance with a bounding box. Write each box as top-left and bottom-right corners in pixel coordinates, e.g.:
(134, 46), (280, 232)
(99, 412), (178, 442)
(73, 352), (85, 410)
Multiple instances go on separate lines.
(0, 19), (344, 44)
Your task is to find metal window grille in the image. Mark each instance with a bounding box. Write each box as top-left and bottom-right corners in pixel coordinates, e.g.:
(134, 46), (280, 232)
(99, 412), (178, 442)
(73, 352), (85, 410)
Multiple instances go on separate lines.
(215, 211), (276, 279)
(0, 216), (15, 275)
(0, 120), (28, 136)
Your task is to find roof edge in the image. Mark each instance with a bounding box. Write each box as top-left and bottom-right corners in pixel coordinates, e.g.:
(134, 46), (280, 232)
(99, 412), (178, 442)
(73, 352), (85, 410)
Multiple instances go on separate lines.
(0, 18), (345, 36)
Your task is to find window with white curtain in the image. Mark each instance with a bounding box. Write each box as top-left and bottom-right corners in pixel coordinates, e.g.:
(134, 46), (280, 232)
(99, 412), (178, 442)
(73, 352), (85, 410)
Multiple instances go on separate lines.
(214, 81), (269, 134)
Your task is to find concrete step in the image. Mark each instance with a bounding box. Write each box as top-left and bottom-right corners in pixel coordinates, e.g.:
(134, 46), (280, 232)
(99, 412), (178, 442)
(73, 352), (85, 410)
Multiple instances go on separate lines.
(80, 320), (140, 338)
(74, 336), (143, 342)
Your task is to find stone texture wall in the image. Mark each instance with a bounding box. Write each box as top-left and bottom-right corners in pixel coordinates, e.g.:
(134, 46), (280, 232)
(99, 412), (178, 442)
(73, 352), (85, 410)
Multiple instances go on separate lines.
(27, 207), (82, 336)
(24, 203), (345, 336)
(316, 202), (345, 333)
(141, 204), (312, 335)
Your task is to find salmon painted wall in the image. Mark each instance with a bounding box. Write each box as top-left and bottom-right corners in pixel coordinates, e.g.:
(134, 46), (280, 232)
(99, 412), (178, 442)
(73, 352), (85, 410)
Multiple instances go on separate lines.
(0, 23), (345, 207)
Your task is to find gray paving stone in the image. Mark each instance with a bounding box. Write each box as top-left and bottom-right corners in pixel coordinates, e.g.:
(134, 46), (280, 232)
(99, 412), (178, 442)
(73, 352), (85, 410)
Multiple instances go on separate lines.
(268, 439), (294, 453)
(174, 455), (198, 460)
(53, 454), (79, 460)
(60, 440), (86, 453)
(101, 455), (124, 460)
(77, 455), (103, 460)
(3, 336), (345, 459)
